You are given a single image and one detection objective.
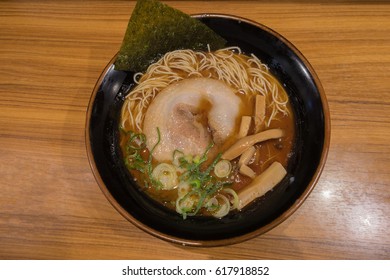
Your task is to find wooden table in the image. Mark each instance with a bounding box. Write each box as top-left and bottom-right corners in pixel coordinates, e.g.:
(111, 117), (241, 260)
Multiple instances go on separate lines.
(1, 0), (389, 260)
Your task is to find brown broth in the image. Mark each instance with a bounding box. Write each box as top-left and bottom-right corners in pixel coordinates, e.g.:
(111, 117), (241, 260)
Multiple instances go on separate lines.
(231, 102), (295, 192)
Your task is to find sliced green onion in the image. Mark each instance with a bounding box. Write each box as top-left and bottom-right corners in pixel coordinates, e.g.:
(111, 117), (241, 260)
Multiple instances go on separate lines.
(151, 163), (178, 190)
(127, 132), (146, 150)
(204, 152), (222, 175)
(214, 159), (232, 178)
(193, 155), (201, 164)
(175, 191), (200, 219)
(177, 181), (190, 198)
(205, 197), (219, 211)
(172, 150), (184, 167)
(223, 188), (239, 210)
(211, 194), (230, 218)
(146, 127), (161, 178)
(189, 179), (201, 189)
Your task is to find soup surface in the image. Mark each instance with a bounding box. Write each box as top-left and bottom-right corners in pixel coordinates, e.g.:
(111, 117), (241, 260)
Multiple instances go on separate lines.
(119, 47), (295, 219)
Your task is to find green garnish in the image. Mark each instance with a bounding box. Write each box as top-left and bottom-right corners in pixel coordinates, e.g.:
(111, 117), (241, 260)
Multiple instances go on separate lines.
(124, 130), (147, 173)
(123, 128), (162, 189)
(123, 129), (233, 219)
(176, 143), (232, 218)
(115, 0), (226, 72)
(147, 128), (163, 189)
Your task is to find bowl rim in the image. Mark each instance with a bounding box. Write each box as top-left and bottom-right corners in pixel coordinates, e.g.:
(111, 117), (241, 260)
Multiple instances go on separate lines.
(85, 13), (331, 247)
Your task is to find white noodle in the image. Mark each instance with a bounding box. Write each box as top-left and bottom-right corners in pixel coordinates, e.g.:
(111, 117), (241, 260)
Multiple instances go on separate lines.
(120, 47), (290, 132)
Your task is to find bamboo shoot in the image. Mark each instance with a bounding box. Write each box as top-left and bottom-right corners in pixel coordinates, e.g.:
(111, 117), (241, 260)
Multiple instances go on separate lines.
(237, 161), (287, 210)
(238, 116), (251, 138)
(238, 146), (256, 167)
(239, 164), (256, 179)
(222, 129), (284, 160)
(254, 94), (266, 132)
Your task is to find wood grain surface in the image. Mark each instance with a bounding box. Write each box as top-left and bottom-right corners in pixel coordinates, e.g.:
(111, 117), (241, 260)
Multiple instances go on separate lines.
(0, 0), (389, 259)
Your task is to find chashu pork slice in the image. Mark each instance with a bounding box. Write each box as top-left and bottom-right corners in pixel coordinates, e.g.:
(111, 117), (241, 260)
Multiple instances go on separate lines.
(143, 77), (242, 162)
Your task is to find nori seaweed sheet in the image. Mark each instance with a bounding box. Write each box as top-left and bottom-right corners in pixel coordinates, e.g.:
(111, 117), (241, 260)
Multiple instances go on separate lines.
(114, 0), (227, 72)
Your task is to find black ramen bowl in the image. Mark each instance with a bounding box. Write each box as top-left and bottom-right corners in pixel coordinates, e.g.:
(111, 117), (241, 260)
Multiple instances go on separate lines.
(86, 14), (330, 246)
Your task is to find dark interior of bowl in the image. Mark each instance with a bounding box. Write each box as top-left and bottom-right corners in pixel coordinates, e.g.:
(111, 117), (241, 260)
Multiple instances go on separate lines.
(87, 15), (327, 245)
